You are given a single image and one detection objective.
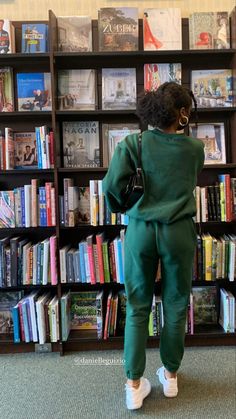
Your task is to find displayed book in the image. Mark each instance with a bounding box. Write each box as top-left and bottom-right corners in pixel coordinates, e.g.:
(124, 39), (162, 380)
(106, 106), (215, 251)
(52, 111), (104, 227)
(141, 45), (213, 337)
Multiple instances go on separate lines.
(14, 132), (37, 169)
(16, 72), (52, 111)
(58, 69), (96, 110)
(143, 8), (182, 50)
(102, 68), (136, 110)
(144, 63), (181, 91)
(61, 291), (71, 341)
(98, 7), (138, 51)
(63, 121), (100, 168)
(5, 127), (14, 170)
(189, 123), (226, 165)
(0, 19), (15, 53)
(0, 191), (15, 228)
(0, 67), (14, 112)
(189, 12), (230, 50)
(78, 187), (90, 224)
(0, 291), (23, 334)
(191, 69), (233, 108)
(102, 123), (140, 166)
(70, 291), (98, 330)
(57, 16), (92, 52)
(21, 23), (48, 53)
(219, 288), (235, 333)
(192, 286), (218, 325)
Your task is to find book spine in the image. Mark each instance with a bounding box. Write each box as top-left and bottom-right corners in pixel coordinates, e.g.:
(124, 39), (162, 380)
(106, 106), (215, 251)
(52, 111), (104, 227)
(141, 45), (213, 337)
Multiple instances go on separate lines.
(96, 235), (105, 284)
(50, 236), (58, 285)
(12, 305), (21, 343)
(45, 182), (52, 226)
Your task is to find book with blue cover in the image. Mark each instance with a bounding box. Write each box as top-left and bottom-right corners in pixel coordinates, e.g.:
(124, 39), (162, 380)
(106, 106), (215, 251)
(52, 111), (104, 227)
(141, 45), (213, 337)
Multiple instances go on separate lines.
(16, 72), (52, 111)
(21, 23), (48, 53)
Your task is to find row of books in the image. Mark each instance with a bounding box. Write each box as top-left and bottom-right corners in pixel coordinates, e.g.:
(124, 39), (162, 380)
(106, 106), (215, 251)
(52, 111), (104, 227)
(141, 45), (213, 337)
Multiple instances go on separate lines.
(0, 181), (56, 228)
(0, 236), (58, 288)
(1, 9), (231, 55)
(1, 66), (234, 115)
(61, 178), (129, 227)
(60, 230), (126, 285)
(0, 126), (54, 170)
(195, 175), (236, 223)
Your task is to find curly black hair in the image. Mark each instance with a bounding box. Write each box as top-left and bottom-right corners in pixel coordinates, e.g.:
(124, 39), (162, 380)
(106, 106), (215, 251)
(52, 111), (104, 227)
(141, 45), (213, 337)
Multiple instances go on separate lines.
(136, 82), (197, 129)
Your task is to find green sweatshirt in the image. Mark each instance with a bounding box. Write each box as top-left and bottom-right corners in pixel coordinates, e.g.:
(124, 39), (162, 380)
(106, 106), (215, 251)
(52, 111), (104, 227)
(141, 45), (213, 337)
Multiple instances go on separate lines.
(102, 129), (205, 224)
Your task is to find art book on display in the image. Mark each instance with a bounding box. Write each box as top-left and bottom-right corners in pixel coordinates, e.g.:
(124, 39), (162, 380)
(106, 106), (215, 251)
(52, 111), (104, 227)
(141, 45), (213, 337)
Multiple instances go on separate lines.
(102, 68), (136, 110)
(57, 16), (92, 52)
(0, 291), (24, 334)
(191, 69), (233, 108)
(70, 291), (98, 330)
(192, 286), (218, 325)
(14, 132), (37, 169)
(21, 24), (48, 53)
(189, 12), (230, 50)
(0, 67), (14, 112)
(98, 7), (138, 51)
(16, 73), (52, 111)
(144, 63), (181, 91)
(63, 121), (100, 168)
(189, 123), (226, 165)
(78, 187), (90, 224)
(58, 69), (96, 110)
(0, 19), (15, 53)
(143, 8), (182, 50)
(0, 191), (15, 228)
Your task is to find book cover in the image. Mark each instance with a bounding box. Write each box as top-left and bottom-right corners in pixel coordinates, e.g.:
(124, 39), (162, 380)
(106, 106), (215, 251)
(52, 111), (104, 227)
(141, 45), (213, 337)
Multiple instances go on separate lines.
(107, 126), (140, 165)
(189, 12), (230, 50)
(143, 8), (182, 51)
(5, 127), (14, 170)
(191, 69), (233, 108)
(14, 132), (37, 169)
(192, 286), (218, 325)
(98, 7), (138, 52)
(78, 187), (90, 224)
(0, 19), (15, 54)
(57, 16), (92, 52)
(58, 69), (96, 110)
(0, 291), (23, 334)
(70, 291), (98, 330)
(0, 67), (14, 112)
(16, 72), (52, 111)
(21, 23), (48, 53)
(63, 121), (100, 168)
(144, 63), (181, 91)
(0, 191), (15, 228)
(102, 68), (136, 110)
(189, 123), (226, 165)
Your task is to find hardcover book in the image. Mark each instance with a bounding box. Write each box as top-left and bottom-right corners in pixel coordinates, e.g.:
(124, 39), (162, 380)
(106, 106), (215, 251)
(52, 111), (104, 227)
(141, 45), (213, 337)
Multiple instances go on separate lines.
(0, 19), (15, 53)
(14, 132), (37, 169)
(0, 191), (15, 228)
(63, 121), (100, 168)
(78, 187), (90, 224)
(189, 12), (230, 50)
(192, 286), (218, 325)
(143, 8), (182, 51)
(191, 69), (233, 108)
(102, 68), (136, 110)
(189, 123), (226, 165)
(98, 7), (138, 51)
(57, 16), (92, 52)
(21, 23), (48, 53)
(58, 69), (96, 110)
(0, 291), (23, 334)
(70, 291), (98, 330)
(144, 63), (181, 91)
(0, 67), (14, 112)
(16, 72), (52, 111)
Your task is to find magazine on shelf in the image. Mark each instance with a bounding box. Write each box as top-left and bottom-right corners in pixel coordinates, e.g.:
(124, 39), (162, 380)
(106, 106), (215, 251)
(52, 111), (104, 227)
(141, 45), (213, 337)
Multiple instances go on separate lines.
(144, 63), (181, 91)
(57, 16), (92, 52)
(14, 132), (37, 169)
(16, 72), (52, 111)
(189, 123), (226, 165)
(189, 12), (230, 50)
(102, 68), (136, 110)
(58, 69), (96, 110)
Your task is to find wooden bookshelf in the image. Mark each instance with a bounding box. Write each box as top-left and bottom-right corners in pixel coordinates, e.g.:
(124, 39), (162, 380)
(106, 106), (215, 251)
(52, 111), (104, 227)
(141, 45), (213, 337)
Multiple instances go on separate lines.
(0, 8), (236, 355)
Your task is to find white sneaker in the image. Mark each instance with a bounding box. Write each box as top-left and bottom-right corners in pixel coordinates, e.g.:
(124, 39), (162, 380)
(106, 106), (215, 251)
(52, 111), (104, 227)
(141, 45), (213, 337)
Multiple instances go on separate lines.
(156, 366), (178, 397)
(125, 377), (151, 410)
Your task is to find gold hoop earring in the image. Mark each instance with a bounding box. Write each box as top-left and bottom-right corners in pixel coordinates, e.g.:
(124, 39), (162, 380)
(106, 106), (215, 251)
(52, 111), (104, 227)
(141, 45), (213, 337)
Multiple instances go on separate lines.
(179, 115), (189, 127)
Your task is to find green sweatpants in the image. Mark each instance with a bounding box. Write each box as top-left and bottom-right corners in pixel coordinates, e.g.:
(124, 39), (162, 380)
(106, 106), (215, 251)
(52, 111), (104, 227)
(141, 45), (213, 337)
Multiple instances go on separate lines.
(123, 216), (197, 380)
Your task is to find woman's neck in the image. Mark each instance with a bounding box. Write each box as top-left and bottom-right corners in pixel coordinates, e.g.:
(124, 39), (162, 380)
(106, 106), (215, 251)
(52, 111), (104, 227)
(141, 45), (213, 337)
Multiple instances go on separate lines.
(155, 125), (177, 134)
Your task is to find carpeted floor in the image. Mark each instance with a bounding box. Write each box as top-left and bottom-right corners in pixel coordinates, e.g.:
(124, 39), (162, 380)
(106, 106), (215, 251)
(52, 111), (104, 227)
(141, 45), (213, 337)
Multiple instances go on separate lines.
(0, 346), (235, 419)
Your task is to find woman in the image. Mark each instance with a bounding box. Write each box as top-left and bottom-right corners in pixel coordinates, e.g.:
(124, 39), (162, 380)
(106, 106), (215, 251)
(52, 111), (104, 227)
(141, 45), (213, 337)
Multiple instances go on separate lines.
(102, 82), (205, 410)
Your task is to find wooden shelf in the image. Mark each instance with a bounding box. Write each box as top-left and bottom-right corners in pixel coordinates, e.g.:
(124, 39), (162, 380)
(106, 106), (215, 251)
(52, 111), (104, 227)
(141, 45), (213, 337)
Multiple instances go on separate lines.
(58, 167), (107, 173)
(0, 284), (57, 291)
(0, 169), (54, 175)
(0, 226), (56, 233)
(0, 111), (52, 119)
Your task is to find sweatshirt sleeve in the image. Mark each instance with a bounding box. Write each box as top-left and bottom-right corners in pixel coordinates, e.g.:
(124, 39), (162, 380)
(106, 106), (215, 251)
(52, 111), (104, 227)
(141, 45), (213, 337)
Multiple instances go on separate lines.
(102, 140), (135, 213)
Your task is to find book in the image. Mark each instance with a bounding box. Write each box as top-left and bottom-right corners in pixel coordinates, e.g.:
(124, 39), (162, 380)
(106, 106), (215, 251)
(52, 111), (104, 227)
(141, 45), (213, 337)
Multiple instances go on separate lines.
(98, 7), (138, 52)
(0, 67), (14, 112)
(189, 12), (230, 50)
(78, 187), (90, 224)
(5, 127), (14, 170)
(189, 123), (226, 165)
(144, 63), (181, 91)
(103, 124), (140, 166)
(0, 191), (15, 228)
(143, 8), (182, 51)
(191, 69), (233, 108)
(16, 72), (52, 111)
(70, 291), (98, 330)
(0, 291), (23, 334)
(63, 121), (100, 168)
(0, 19), (15, 54)
(14, 132), (37, 168)
(21, 23), (48, 53)
(192, 286), (218, 325)
(102, 68), (136, 110)
(57, 16), (92, 52)
(58, 69), (96, 110)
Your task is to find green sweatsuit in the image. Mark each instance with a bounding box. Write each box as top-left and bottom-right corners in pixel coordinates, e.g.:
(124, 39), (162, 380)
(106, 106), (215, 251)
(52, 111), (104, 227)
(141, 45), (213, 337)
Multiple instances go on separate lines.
(102, 129), (205, 379)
